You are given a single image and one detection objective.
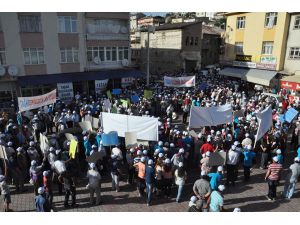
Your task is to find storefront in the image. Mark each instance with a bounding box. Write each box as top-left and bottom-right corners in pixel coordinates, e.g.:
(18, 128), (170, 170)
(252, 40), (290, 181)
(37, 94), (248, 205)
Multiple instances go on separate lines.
(281, 75), (300, 102)
(17, 68), (145, 98)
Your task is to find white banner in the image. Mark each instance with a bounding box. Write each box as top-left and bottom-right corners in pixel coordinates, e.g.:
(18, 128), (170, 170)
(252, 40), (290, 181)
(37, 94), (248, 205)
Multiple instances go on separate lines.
(101, 112), (158, 141)
(95, 79), (108, 93)
(189, 104), (233, 128)
(18, 89), (57, 112)
(255, 105), (273, 143)
(164, 76), (195, 87)
(121, 77), (134, 88)
(57, 83), (74, 102)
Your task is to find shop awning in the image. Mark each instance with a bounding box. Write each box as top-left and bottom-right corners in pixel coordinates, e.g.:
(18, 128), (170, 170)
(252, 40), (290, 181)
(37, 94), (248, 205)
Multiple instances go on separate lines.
(281, 75), (300, 91)
(18, 69), (145, 86)
(245, 69), (277, 86)
(219, 67), (248, 79)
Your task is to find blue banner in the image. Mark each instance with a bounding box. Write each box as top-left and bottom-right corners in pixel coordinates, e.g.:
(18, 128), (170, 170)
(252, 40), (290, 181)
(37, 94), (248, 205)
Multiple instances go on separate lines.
(199, 83), (208, 91)
(284, 108), (299, 123)
(112, 89), (121, 95)
(131, 95), (139, 103)
(101, 131), (119, 146)
(279, 114), (285, 123)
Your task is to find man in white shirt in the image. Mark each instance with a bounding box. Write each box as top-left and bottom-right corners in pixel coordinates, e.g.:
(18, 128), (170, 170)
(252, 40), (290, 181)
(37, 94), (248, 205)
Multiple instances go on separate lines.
(242, 133), (252, 147)
(226, 145), (240, 186)
(86, 163), (101, 205)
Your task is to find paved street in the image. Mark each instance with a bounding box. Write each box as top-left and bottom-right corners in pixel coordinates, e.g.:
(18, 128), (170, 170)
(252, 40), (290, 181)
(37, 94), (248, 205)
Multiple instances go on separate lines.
(6, 150), (300, 212)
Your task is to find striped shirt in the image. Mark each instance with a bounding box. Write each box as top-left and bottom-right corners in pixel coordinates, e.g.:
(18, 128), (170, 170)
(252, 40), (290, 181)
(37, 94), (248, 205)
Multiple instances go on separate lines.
(268, 163), (282, 181)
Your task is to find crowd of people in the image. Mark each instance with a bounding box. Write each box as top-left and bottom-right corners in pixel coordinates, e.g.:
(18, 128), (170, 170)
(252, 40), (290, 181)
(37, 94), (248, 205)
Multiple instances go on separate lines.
(0, 72), (300, 212)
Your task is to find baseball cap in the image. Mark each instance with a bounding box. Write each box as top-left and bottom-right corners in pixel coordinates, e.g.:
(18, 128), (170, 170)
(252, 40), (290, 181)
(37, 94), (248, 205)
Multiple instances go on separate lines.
(273, 156), (279, 162)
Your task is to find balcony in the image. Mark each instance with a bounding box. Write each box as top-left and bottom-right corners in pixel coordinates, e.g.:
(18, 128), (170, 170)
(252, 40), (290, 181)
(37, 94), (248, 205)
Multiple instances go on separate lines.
(86, 33), (129, 41)
(86, 60), (125, 70)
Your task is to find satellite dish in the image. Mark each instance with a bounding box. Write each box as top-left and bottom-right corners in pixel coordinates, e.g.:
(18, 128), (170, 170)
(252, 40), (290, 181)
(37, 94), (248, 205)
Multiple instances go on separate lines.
(122, 59), (129, 66)
(0, 66), (5, 76)
(93, 57), (101, 65)
(8, 65), (19, 76)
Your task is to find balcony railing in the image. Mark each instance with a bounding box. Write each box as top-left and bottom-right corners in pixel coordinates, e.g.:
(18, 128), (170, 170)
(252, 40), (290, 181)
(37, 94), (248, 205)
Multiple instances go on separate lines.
(86, 33), (129, 41)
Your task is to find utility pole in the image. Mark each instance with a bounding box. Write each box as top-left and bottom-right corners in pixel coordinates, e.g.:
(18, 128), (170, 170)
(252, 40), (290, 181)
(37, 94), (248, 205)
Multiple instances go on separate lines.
(146, 25), (155, 87)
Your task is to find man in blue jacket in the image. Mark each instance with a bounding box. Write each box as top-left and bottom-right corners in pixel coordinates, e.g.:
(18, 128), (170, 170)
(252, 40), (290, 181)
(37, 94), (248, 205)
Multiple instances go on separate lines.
(243, 145), (256, 181)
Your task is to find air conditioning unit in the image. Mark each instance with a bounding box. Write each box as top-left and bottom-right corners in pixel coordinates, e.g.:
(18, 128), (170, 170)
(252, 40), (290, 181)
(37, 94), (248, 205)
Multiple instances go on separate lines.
(93, 57), (101, 65)
(122, 59), (129, 66)
(8, 65), (19, 76)
(0, 66), (5, 76)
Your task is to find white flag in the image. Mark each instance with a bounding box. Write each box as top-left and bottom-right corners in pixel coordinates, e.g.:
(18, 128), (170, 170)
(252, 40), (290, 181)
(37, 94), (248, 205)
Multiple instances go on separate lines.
(255, 105), (273, 143)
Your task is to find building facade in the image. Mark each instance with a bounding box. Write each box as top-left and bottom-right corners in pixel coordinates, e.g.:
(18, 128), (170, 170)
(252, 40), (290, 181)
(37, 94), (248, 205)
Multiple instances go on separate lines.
(219, 12), (291, 88)
(131, 22), (203, 74)
(0, 12), (142, 104)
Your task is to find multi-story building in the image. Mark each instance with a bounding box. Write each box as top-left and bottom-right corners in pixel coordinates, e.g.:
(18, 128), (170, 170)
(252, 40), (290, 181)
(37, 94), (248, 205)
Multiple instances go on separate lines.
(137, 16), (165, 30)
(220, 12), (290, 88)
(0, 12), (143, 104)
(131, 22), (221, 74)
(281, 13), (300, 99)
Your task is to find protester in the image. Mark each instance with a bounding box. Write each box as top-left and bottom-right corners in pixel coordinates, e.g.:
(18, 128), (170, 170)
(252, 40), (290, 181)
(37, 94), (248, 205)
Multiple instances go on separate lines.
(207, 185), (226, 212)
(282, 157), (300, 199)
(86, 163), (102, 205)
(265, 156), (283, 200)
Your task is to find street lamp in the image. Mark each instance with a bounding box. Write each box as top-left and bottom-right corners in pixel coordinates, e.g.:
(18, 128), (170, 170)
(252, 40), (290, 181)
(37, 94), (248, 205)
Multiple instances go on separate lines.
(146, 25), (155, 86)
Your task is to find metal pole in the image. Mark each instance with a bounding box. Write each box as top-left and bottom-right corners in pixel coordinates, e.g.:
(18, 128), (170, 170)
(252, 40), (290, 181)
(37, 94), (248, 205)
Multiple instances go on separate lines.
(146, 27), (150, 86)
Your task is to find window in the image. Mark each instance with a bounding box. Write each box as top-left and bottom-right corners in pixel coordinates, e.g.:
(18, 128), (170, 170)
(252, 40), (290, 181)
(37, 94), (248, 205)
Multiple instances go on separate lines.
(195, 37), (199, 46)
(190, 37), (194, 46)
(23, 48), (44, 65)
(124, 47), (128, 60)
(236, 16), (246, 29)
(58, 16), (77, 33)
(265, 12), (278, 28)
(185, 36), (189, 46)
(60, 47), (79, 63)
(19, 15), (42, 32)
(112, 47), (117, 61)
(87, 47), (105, 62)
(294, 16), (300, 29)
(106, 47), (112, 61)
(118, 47), (124, 60)
(234, 42), (244, 54)
(0, 18), (2, 32)
(0, 48), (6, 65)
(262, 41), (274, 55)
(289, 47), (300, 59)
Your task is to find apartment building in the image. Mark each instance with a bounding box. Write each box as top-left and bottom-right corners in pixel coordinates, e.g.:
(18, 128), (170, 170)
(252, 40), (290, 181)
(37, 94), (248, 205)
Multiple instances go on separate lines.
(220, 12), (290, 88)
(0, 12), (143, 103)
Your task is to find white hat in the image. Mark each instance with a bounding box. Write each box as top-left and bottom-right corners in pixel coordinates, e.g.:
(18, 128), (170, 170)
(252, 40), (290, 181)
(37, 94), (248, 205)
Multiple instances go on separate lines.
(231, 145), (236, 150)
(158, 153), (164, 158)
(137, 150), (142, 155)
(198, 133), (202, 138)
(158, 141), (163, 146)
(141, 157), (146, 162)
(83, 136), (88, 141)
(148, 159), (153, 165)
(43, 171), (49, 176)
(217, 166), (223, 172)
(130, 148), (135, 153)
(210, 130), (215, 134)
(207, 137), (211, 142)
(165, 158), (171, 164)
(247, 145), (252, 151)
(216, 131), (221, 135)
(190, 196), (197, 203)
(273, 156), (279, 162)
(89, 163), (96, 169)
(179, 148), (184, 153)
(29, 141), (35, 146)
(16, 147), (23, 152)
(245, 133), (250, 137)
(233, 208), (241, 212)
(31, 160), (37, 166)
(170, 143), (175, 147)
(205, 151), (211, 157)
(218, 185), (225, 192)
(143, 150), (148, 155)
(56, 149), (61, 155)
(111, 154), (117, 159)
(234, 141), (239, 146)
(7, 141), (13, 147)
(201, 171), (206, 176)
(276, 149), (281, 154)
(92, 145), (97, 149)
(294, 157), (300, 162)
(38, 187), (45, 194)
(179, 162), (184, 167)
(49, 147), (55, 152)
